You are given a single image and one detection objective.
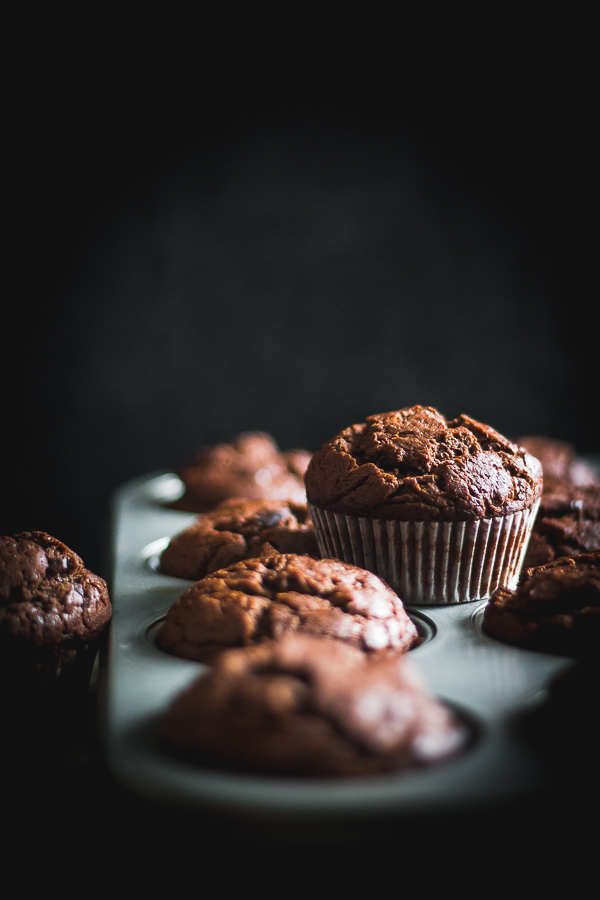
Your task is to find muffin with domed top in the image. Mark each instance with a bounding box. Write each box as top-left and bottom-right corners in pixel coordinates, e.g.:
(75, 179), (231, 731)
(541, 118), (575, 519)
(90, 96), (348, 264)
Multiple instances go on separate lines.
(305, 405), (543, 604)
(157, 545), (420, 662)
(161, 632), (468, 777)
(0, 531), (112, 691)
(159, 497), (319, 581)
(171, 431), (311, 513)
(482, 552), (600, 658)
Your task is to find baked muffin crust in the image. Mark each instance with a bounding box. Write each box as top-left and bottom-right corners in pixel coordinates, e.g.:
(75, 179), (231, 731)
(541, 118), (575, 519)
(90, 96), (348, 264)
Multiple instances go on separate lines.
(0, 531), (112, 670)
(518, 435), (599, 487)
(305, 406), (542, 521)
(482, 552), (600, 657)
(161, 634), (467, 776)
(522, 481), (600, 568)
(157, 547), (420, 661)
(160, 498), (319, 581)
(173, 432), (311, 513)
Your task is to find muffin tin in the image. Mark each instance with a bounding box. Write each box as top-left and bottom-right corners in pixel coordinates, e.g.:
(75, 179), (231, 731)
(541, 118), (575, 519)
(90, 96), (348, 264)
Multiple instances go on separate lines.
(104, 468), (596, 820)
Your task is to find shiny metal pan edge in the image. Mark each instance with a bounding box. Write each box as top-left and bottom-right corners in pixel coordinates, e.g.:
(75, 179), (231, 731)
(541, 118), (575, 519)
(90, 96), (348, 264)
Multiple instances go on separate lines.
(104, 470), (586, 820)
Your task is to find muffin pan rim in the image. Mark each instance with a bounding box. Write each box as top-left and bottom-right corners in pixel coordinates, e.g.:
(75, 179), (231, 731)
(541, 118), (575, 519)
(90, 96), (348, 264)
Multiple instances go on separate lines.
(104, 470), (582, 819)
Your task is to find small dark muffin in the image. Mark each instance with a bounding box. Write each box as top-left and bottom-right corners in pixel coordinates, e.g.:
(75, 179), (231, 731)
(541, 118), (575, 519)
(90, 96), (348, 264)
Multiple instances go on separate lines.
(157, 546), (420, 662)
(160, 498), (319, 581)
(482, 552), (600, 658)
(517, 436), (600, 568)
(161, 633), (468, 777)
(522, 481), (600, 568)
(515, 659), (600, 787)
(171, 431), (312, 513)
(0, 531), (112, 681)
(518, 435), (599, 487)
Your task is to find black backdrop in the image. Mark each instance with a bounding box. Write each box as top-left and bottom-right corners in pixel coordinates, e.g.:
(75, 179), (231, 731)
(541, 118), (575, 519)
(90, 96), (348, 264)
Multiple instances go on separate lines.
(4, 31), (597, 582)
(2, 20), (599, 875)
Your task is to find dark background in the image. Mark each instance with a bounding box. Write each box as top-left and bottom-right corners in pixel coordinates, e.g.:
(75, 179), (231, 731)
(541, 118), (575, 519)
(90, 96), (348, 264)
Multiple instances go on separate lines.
(2, 23), (598, 871)
(4, 26), (597, 583)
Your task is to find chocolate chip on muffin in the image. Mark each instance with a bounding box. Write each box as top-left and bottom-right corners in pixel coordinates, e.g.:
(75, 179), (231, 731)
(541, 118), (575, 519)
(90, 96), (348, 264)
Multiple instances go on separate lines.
(482, 552), (600, 658)
(161, 633), (468, 777)
(0, 531), (112, 677)
(171, 431), (312, 513)
(160, 498), (319, 581)
(157, 546), (420, 662)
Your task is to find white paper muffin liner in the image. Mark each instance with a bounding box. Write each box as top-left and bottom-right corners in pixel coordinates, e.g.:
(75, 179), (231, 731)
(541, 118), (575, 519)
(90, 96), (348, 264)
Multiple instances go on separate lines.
(307, 499), (540, 605)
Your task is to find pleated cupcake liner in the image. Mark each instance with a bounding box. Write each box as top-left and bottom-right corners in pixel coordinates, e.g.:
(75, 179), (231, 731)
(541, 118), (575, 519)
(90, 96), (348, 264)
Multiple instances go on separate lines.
(307, 499), (540, 605)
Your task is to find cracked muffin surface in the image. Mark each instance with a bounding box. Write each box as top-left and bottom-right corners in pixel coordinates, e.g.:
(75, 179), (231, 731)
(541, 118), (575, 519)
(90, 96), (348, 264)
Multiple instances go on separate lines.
(0, 531), (112, 672)
(482, 552), (600, 657)
(305, 406), (542, 521)
(161, 633), (467, 777)
(160, 498), (319, 581)
(172, 431), (311, 513)
(522, 481), (600, 568)
(157, 546), (419, 661)
(518, 435), (599, 487)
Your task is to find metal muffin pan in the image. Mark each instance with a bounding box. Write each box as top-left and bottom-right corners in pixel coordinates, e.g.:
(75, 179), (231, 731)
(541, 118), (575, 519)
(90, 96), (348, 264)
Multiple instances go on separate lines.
(104, 470), (586, 820)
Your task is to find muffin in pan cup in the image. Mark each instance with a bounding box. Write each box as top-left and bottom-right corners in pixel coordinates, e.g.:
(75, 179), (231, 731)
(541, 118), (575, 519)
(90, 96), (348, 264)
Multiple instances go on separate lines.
(159, 498), (319, 581)
(161, 633), (468, 777)
(157, 546), (420, 662)
(517, 434), (599, 487)
(482, 552), (600, 658)
(305, 406), (543, 605)
(171, 431), (311, 513)
(521, 478), (600, 569)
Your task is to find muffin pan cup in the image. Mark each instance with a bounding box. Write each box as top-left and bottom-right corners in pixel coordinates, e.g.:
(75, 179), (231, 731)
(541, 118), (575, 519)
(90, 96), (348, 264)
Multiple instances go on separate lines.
(104, 473), (573, 820)
(307, 501), (540, 605)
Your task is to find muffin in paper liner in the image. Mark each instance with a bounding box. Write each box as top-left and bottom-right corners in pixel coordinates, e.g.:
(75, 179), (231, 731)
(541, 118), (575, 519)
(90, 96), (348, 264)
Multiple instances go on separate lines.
(308, 499), (540, 605)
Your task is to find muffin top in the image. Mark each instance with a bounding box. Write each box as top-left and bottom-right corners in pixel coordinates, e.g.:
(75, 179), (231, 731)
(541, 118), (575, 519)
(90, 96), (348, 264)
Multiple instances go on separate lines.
(0, 531), (112, 652)
(518, 435), (599, 487)
(305, 405), (543, 521)
(482, 552), (600, 658)
(161, 633), (467, 777)
(522, 481), (600, 568)
(157, 546), (419, 662)
(537, 480), (600, 520)
(173, 431), (311, 513)
(160, 498), (319, 581)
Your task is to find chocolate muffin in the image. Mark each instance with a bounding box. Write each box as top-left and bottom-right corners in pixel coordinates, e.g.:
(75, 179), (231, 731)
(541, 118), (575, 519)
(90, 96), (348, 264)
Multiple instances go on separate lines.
(305, 406), (543, 604)
(157, 546), (420, 662)
(515, 659), (600, 784)
(160, 498), (319, 581)
(0, 531), (112, 680)
(161, 633), (468, 777)
(518, 435), (599, 487)
(172, 431), (312, 513)
(482, 552), (600, 658)
(521, 481), (600, 568)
